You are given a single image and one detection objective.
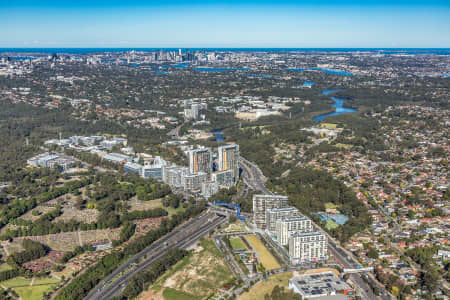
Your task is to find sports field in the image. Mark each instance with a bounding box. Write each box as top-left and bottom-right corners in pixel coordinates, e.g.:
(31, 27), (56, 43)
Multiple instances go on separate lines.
(245, 235), (280, 270)
(229, 237), (247, 250)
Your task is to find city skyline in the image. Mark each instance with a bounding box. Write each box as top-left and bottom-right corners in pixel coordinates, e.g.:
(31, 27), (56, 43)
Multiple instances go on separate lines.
(2, 0), (450, 48)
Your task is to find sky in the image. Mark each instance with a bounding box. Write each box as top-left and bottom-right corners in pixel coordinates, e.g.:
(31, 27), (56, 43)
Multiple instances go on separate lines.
(1, 0), (450, 48)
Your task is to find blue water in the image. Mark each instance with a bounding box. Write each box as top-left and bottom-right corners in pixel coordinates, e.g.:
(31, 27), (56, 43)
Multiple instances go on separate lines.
(245, 73), (272, 79)
(317, 213), (349, 225)
(286, 68), (308, 72)
(442, 74), (450, 77)
(313, 89), (356, 121)
(154, 71), (167, 74)
(312, 68), (353, 76)
(172, 63), (189, 68)
(287, 67), (353, 76)
(212, 130), (224, 142)
(322, 89), (342, 96)
(194, 67), (249, 72)
(3, 48), (450, 54)
(11, 56), (36, 60)
(303, 81), (315, 87)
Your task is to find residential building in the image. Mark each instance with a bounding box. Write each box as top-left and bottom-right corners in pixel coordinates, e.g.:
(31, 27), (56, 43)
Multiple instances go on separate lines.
(212, 169), (235, 187)
(252, 194), (289, 228)
(189, 147), (212, 176)
(288, 231), (327, 264)
(266, 206), (299, 233)
(183, 172), (208, 191)
(276, 216), (312, 246)
(218, 144), (240, 184)
(201, 181), (219, 199)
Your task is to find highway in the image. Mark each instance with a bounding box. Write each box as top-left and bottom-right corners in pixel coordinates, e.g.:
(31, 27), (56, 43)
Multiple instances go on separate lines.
(85, 212), (226, 300)
(239, 157), (271, 194)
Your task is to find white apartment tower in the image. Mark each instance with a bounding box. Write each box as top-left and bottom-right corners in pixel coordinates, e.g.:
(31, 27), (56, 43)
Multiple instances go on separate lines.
(275, 216), (312, 246)
(265, 206), (299, 233)
(288, 231), (327, 264)
(252, 194), (289, 228)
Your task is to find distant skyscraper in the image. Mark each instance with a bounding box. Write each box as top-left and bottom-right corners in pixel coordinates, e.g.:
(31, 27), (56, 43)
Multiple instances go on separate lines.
(218, 144), (239, 184)
(189, 148), (212, 176)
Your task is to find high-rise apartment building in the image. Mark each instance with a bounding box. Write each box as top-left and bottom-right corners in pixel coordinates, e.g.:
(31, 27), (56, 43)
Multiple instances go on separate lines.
(265, 206), (300, 233)
(252, 194), (289, 228)
(276, 216), (312, 246)
(218, 144), (239, 184)
(189, 148), (212, 176)
(288, 231), (327, 264)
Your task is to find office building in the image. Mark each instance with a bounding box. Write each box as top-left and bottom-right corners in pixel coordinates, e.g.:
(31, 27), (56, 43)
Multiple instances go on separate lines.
(218, 144), (239, 184)
(27, 152), (76, 172)
(266, 206), (299, 233)
(123, 162), (143, 175)
(189, 148), (212, 176)
(252, 194), (289, 228)
(289, 272), (351, 298)
(276, 216), (312, 246)
(141, 156), (167, 179)
(288, 231), (327, 264)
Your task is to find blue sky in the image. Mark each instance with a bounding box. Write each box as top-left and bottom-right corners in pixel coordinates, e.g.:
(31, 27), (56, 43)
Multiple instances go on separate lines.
(1, 0), (449, 48)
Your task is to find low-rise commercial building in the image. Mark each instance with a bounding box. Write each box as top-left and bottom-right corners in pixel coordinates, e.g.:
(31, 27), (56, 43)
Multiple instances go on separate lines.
(289, 271), (351, 298)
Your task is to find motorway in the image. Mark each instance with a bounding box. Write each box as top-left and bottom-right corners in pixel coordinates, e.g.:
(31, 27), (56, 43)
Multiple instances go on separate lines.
(239, 157), (271, 194)
(85, 212), (226, 300)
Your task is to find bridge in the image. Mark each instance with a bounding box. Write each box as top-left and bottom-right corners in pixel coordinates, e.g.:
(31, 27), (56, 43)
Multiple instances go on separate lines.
(343, 267), (374, 274)
(212, 201), (245, 222)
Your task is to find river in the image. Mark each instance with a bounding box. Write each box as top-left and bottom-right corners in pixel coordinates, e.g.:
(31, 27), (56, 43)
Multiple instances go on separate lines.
(313, 89), (357, 121)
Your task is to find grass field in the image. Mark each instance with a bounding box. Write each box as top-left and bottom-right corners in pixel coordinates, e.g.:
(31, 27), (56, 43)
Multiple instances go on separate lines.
(325, 220), (339, 230)
(162, 287), (198, 300)
(245, 235), (280, 270)
(152, 238), (234, 299)
(238, 272), (292, 300)
(1, 276), (31, 288)
(321, 123), (337, 129)
(229, 237), (247, 250)
(335, 143), (352, 149)
(129, 198), (186, 216)
(0, 276), (60, 300)
(0, 263), (12, 272)
(324, 202), (338, 210)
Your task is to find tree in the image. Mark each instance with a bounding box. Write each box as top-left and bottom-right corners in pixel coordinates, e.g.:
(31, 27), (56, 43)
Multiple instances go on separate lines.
(367, 248), (379, 259)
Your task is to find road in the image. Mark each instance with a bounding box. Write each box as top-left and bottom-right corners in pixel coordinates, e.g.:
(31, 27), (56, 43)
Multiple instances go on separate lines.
(167, 122), (185, 139)
(85, 212), (226, 300)
(240, 157), (390, 300)
(239, 157), (270, 194)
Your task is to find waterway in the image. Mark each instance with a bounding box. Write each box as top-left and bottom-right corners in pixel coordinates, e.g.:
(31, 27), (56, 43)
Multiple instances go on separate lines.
(313, 89), (357, 121)
(194, 67), (249, 72)
(286, 68), (353, 76)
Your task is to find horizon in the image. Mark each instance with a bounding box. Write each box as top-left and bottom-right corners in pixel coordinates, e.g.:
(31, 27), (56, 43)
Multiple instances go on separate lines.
(2, 0), (450, 48)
